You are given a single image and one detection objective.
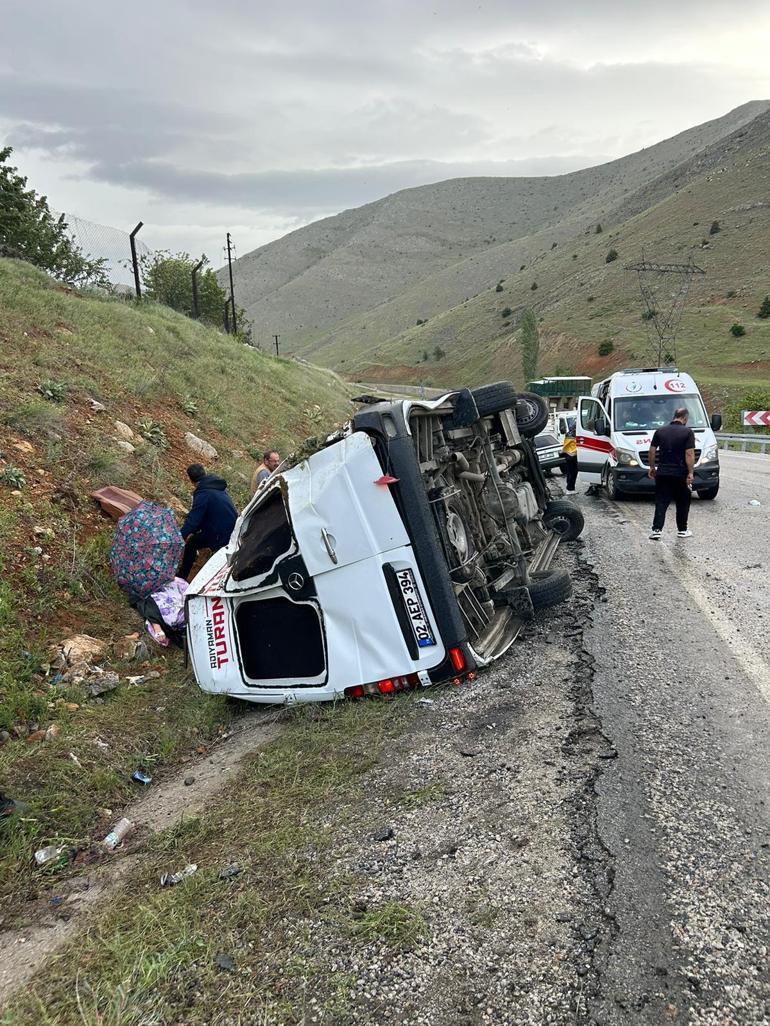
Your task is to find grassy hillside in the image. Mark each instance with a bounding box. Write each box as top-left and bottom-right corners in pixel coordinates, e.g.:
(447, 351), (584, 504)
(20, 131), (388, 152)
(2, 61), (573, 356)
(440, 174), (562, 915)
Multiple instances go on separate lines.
(323, 126), (770, 419)
(0, 258), (353, 906)
(227, 101), (769, 354)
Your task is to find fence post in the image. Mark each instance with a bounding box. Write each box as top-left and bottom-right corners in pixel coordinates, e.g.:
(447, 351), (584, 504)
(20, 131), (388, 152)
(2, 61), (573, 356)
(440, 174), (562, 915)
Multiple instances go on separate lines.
(129, 222), (143, 299)
(191, 258), (204, 319)
(226, 232), (237, 335)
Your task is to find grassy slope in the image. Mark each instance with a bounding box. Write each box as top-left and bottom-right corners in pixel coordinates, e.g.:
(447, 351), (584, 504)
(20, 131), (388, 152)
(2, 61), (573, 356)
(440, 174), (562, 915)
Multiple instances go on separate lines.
(0, 258), (353, 904)
(331, 138), (770, 418)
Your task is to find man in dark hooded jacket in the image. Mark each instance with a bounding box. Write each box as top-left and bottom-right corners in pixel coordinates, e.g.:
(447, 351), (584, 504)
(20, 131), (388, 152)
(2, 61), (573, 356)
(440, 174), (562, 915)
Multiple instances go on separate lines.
(179, 464), (238, 579)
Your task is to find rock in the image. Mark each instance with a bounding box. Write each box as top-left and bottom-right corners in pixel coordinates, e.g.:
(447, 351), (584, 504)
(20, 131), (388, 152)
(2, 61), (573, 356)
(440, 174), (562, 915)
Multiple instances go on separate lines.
(26, 729), (47, 743)
(555, 912), (572, 923)
(372, 826), (394, 842)
(54, 634), (107, 668)
(146, 326), (155, 335)
(185, 432), (218, 460)
(85, 671), (120, 698)
(184, 776), (196, 786)
(114, 421), (134, 441)
(0, 730), (10, 745)
(231, 449), (246, 459)
(12, 440), (34, 454)
(219, 864), (241, 879)
(115, 440), (136, 454)
(88, 398), (106, 412)
(114, 633), (140, 661)
(133, 640), (150, 664)
(215, 953), (235, 972)
(33, 525), (54, 538)
(45, 724), (61, 740)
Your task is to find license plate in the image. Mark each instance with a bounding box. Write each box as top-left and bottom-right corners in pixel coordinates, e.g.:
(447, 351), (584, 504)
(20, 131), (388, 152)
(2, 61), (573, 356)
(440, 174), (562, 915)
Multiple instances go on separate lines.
(395, 568), (436, 648)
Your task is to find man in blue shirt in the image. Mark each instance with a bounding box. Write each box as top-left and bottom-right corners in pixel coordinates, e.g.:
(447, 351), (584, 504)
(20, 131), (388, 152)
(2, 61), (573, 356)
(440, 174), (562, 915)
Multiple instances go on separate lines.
(179, 464), (238, 579)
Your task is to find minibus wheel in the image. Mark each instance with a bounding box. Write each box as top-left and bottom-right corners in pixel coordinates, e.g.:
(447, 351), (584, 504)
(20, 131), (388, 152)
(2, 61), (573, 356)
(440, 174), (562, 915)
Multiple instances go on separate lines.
(527, 568), (573, 609)
(605, 467), (625, 501)
(543, 499), (585, 541)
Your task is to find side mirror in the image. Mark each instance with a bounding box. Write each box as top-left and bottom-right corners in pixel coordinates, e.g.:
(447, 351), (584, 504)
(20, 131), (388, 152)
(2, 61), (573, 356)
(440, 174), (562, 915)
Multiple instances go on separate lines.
(595, 416), (610, 437)
(711, 413), (722, 431)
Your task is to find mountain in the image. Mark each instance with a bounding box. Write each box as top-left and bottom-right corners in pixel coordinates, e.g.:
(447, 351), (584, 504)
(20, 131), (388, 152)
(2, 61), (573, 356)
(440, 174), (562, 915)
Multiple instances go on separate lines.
(225, 100), (770, 383)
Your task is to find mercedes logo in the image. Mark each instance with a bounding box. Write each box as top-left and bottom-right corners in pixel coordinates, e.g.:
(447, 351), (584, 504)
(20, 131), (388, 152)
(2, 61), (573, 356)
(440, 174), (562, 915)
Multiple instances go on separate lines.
(287, 572), (305, 592)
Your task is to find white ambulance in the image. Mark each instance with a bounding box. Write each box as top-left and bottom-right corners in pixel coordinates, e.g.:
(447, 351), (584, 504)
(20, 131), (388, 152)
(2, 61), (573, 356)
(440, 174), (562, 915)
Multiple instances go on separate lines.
(576, 367), (722, 500)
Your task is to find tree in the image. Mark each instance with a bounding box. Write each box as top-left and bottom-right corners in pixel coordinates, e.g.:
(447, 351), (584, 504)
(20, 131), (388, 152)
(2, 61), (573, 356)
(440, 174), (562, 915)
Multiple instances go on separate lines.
(519, 308), (540, 383)
(730, 322), (746, 337)
(595, 224), (603, 234)
(598, 340), (614, 356)
(495, 284), (503, 292)
(501, 306), (512, 318)
(709, 220), (721, 235)
(757, 296), (770, 319)
(0, 146), (109, 287)
(433, 345), (446, 360)
(605, 248), (619, 263)
(139, 251), (229, 326)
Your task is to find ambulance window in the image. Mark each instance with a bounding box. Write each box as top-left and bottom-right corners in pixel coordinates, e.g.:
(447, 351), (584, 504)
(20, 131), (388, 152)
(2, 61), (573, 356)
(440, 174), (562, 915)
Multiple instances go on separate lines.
(580, 399), (601, 433)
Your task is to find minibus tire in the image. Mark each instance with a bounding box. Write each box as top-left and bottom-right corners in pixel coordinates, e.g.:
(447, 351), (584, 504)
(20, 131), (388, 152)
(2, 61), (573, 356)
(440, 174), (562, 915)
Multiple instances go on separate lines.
(605, 468), (625, 501)
(543, 499), (585, 541)
(470, 381), (518, 417)
(527, 568), (573, 609)
(514, 392), (550, 437)
(698, 486), (719, 500)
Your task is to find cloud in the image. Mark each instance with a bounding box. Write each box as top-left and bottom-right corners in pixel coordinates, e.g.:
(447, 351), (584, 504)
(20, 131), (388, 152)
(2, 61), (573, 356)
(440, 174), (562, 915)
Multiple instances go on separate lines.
(2, 0), (769, 256)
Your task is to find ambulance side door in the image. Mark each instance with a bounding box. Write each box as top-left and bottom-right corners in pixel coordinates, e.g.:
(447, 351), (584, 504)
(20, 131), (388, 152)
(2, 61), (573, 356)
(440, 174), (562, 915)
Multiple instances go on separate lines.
(576, 396), (614, 484)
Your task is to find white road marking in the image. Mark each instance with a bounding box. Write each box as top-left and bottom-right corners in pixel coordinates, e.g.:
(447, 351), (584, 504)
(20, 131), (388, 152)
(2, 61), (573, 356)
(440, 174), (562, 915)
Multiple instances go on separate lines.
(617, 502), (770, 708)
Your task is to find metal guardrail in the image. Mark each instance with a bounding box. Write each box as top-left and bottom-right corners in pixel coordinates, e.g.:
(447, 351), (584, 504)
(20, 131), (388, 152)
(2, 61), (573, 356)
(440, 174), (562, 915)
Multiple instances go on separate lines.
(717, 433), (770, 453)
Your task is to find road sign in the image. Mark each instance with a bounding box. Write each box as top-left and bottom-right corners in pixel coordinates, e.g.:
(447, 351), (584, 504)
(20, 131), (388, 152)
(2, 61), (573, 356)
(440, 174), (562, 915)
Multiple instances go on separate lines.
(742, 410), (770, 427)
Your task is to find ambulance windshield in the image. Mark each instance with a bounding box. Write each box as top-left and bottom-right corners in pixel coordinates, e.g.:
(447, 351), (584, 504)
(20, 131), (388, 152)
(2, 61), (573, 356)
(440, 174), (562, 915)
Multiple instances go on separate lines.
(614, 395), (707, 432)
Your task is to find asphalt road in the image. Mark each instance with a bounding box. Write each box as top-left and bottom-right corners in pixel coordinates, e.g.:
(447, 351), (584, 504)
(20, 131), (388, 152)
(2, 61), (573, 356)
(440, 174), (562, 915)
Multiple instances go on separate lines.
(578, 451), (770, 1025)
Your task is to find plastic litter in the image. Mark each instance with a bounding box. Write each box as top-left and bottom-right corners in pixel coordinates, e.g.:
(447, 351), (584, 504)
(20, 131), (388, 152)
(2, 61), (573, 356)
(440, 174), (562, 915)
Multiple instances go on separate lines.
(160, 863), (198, 887)
(748, 499), (761, 506)
(34, 845), (67, 867)
(131, 770), (152, 785)
(416, 698), (435, 706)
(101, 817), (135, 851)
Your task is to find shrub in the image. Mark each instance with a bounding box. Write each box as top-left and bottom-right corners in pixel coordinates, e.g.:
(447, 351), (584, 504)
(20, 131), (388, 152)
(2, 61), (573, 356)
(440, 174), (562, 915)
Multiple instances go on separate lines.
(587, 296), (595, 303)
(181, 395), (198, 417)
(415, 318), (425, 325)
(136, 417), (169, 448)
(605, 249), (619, 263)
(531, 282), (538, 291)
(757, 296), (770, 319)
(495, 284), (503, 293)
(0, 147), (110, 287)
(709, 220), (721, 235)
(0, 465), (26, 488)
(595, 224), (603, 234)
(726, 289), (737, 299)
(730, 323), (746, 337)
(433, 345), (446, 361)
(551, 242), (558, 249)
(501, 307), (512, 318)
(37, 380), (68, 402)
(641, 309), (657, 321)
(598, 340), (614, 356)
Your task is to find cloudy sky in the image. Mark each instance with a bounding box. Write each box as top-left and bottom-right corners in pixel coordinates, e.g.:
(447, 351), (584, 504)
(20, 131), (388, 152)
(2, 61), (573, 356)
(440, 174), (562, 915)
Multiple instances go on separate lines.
(2, 0), (769, 271)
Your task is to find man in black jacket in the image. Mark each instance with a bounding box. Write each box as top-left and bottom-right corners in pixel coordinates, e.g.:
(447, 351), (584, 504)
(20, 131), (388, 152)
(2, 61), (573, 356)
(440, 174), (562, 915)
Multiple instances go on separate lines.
(648, 408), (696, 540)
(179, 464), (238, 579)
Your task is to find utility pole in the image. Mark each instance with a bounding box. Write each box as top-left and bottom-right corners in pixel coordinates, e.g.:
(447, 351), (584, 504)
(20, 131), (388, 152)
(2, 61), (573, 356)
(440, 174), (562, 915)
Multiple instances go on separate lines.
(273, 334), (280, 356)
(226, 232), (237, 335)
(129, 222), (143, 300)
(223, 300), (230, 334)
(191, 258), (204, 319)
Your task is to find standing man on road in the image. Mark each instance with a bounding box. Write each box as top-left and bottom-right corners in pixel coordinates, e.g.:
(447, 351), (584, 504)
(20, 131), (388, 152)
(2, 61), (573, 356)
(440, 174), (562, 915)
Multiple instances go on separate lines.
(648, 407), (695, 540)
(561, 424), (578, 493)
(250, 449), (280, 495)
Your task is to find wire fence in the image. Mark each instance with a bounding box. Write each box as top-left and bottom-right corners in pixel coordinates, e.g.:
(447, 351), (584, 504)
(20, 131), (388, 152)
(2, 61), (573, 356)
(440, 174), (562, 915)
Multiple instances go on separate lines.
(53, 211), (152, 288)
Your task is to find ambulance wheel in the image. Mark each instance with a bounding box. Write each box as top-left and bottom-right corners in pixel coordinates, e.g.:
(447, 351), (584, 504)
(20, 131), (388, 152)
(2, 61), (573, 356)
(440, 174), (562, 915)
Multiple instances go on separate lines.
(698, 486), (719, 500)
(543, 499), (585, 542)
(605, 468), (625, 501)
(527, 568), (573, 609)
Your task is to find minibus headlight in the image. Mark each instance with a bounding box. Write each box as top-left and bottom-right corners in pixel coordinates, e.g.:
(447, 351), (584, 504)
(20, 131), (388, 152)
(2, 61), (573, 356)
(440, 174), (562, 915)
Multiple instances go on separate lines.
(616, 449), (640, 467)
(703, 444), (718, 461)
